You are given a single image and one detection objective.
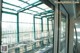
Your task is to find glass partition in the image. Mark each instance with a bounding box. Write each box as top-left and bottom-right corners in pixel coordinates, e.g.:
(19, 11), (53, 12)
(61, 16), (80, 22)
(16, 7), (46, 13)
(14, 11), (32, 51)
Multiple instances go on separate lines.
(19, 13), (34, 42)
(2, 13), (17, 44)
(43, 18), (48, 38)
(60, 13), (66, 53)
(35, 18), (42, 39)
(1, 0), (54, 53)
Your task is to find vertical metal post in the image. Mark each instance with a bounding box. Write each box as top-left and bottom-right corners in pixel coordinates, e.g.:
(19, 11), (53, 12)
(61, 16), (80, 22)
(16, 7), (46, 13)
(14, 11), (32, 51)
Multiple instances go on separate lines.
(52, 17), (54, 31)
(41, 18), (43, 32)
(0, 0), (2, 52)
(41, 17), (43, 47)
(17, 13), (19, 43)
(33, 15), (36, 40)
(33, 15), (36, 50)
(54, 3), (59, 53)
(15, 13), (20, 53)
(68, 18), (74, 53)
(47, 18), (49, 45)
(47, 18), (49, 32)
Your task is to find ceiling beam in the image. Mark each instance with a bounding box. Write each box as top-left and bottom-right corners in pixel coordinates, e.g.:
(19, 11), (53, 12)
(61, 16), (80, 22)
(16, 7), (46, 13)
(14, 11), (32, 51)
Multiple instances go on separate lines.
(18, 1), (42, 12)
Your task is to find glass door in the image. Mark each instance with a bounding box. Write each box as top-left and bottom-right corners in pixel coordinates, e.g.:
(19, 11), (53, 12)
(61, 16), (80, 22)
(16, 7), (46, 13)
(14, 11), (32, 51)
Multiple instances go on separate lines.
(59, 5), (68, 53)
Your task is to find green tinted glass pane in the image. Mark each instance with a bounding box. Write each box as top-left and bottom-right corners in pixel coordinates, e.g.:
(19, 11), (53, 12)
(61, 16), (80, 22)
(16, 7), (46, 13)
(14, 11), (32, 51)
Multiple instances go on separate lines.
(2, 13), (17, 22)
(2, 13), (17, 34)
(2, 22), (17, 34)
(19, 13), (33, 23)
(35, 32), (42, 39)
(24, 10), (37, 14)
(49, 21), (52, 25)
(19, 32), (34, 42)
(38, 4), (51, 11)
(35, 19), (41, 31)
(3, 0), (28, 8)
(2, 34), (17, 44)
(35, 19), (41, 24)
(2, 8), (17, 13)
(30, 7), (44, 13)
(60, 15), (66, 52)
(35, 24), (41, 31)
(3, 3), (20, 11)
(19, 23), (33, 32)
(43, 18), (47, 24)
(43, 18), (47, 30)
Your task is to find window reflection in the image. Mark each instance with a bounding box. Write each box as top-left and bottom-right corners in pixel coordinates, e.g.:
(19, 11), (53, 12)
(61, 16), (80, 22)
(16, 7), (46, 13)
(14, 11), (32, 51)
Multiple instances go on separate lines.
(60, 14), (66, 53)
(73, 23), (80, 53)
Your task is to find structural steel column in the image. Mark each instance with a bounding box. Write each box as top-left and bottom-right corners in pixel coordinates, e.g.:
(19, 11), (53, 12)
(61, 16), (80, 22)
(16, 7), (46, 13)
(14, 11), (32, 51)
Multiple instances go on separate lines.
(69, 18), (74, 53)
(33, 16), (36, 40)
(17, 13), (19, 43)
(0, 0), (2, 52)
(41, 18), (43, 32)
(54, 3), (59, 53)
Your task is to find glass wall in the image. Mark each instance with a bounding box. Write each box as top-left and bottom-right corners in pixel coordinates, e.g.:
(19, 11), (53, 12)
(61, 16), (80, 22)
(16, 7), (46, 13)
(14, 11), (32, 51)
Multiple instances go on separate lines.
(19, 13), (34, 42)
(43, 18), (48, 37)
(60, 14), (66, 53)
(2, 13), (17, 44)
(48, 19), (53, 44)
(1, 0), (54, 53)
(35, 18), (42, 39)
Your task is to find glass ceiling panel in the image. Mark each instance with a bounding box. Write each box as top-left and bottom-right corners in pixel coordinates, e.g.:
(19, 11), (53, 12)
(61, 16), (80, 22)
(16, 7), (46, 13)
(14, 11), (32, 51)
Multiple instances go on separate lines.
(3, 0), (53, 14)
(47, 13), (53, 15)
(2, 8), (17, 13)
(24, 10), (37, 14)
(30, 7), (44, 13)
(22, 0), (39, 4)
(38, 4), (52, 11)
(3, 3), (20, 11)
(3, 0), (28, 8)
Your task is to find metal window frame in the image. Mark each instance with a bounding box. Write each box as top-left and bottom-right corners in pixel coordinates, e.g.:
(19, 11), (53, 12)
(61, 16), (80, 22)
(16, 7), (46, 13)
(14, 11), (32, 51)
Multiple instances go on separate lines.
(1, 0), (55, 53)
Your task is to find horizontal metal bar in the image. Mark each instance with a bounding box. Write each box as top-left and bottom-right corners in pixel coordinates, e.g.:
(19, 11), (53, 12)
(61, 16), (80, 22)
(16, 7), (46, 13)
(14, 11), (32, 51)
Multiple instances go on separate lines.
(19, 0), (29, 4)
(18, 1), (42, 12)
(2, 7), (16, 11)
(36, 15), (54, 18)
(3, 1), (38, 13)
(3, 1), (22, 8)
(21, 12), (33, 15)
(29, 10), (38, 13)
(35, 10), (54, 16)
(34, 15), (42, 19)
(19, 0), (39, 13)
(2, 11), (17, 15)
(37, 6), (46, 11)
(2, 33), (17, 35)
(19, 0), (46, 11)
